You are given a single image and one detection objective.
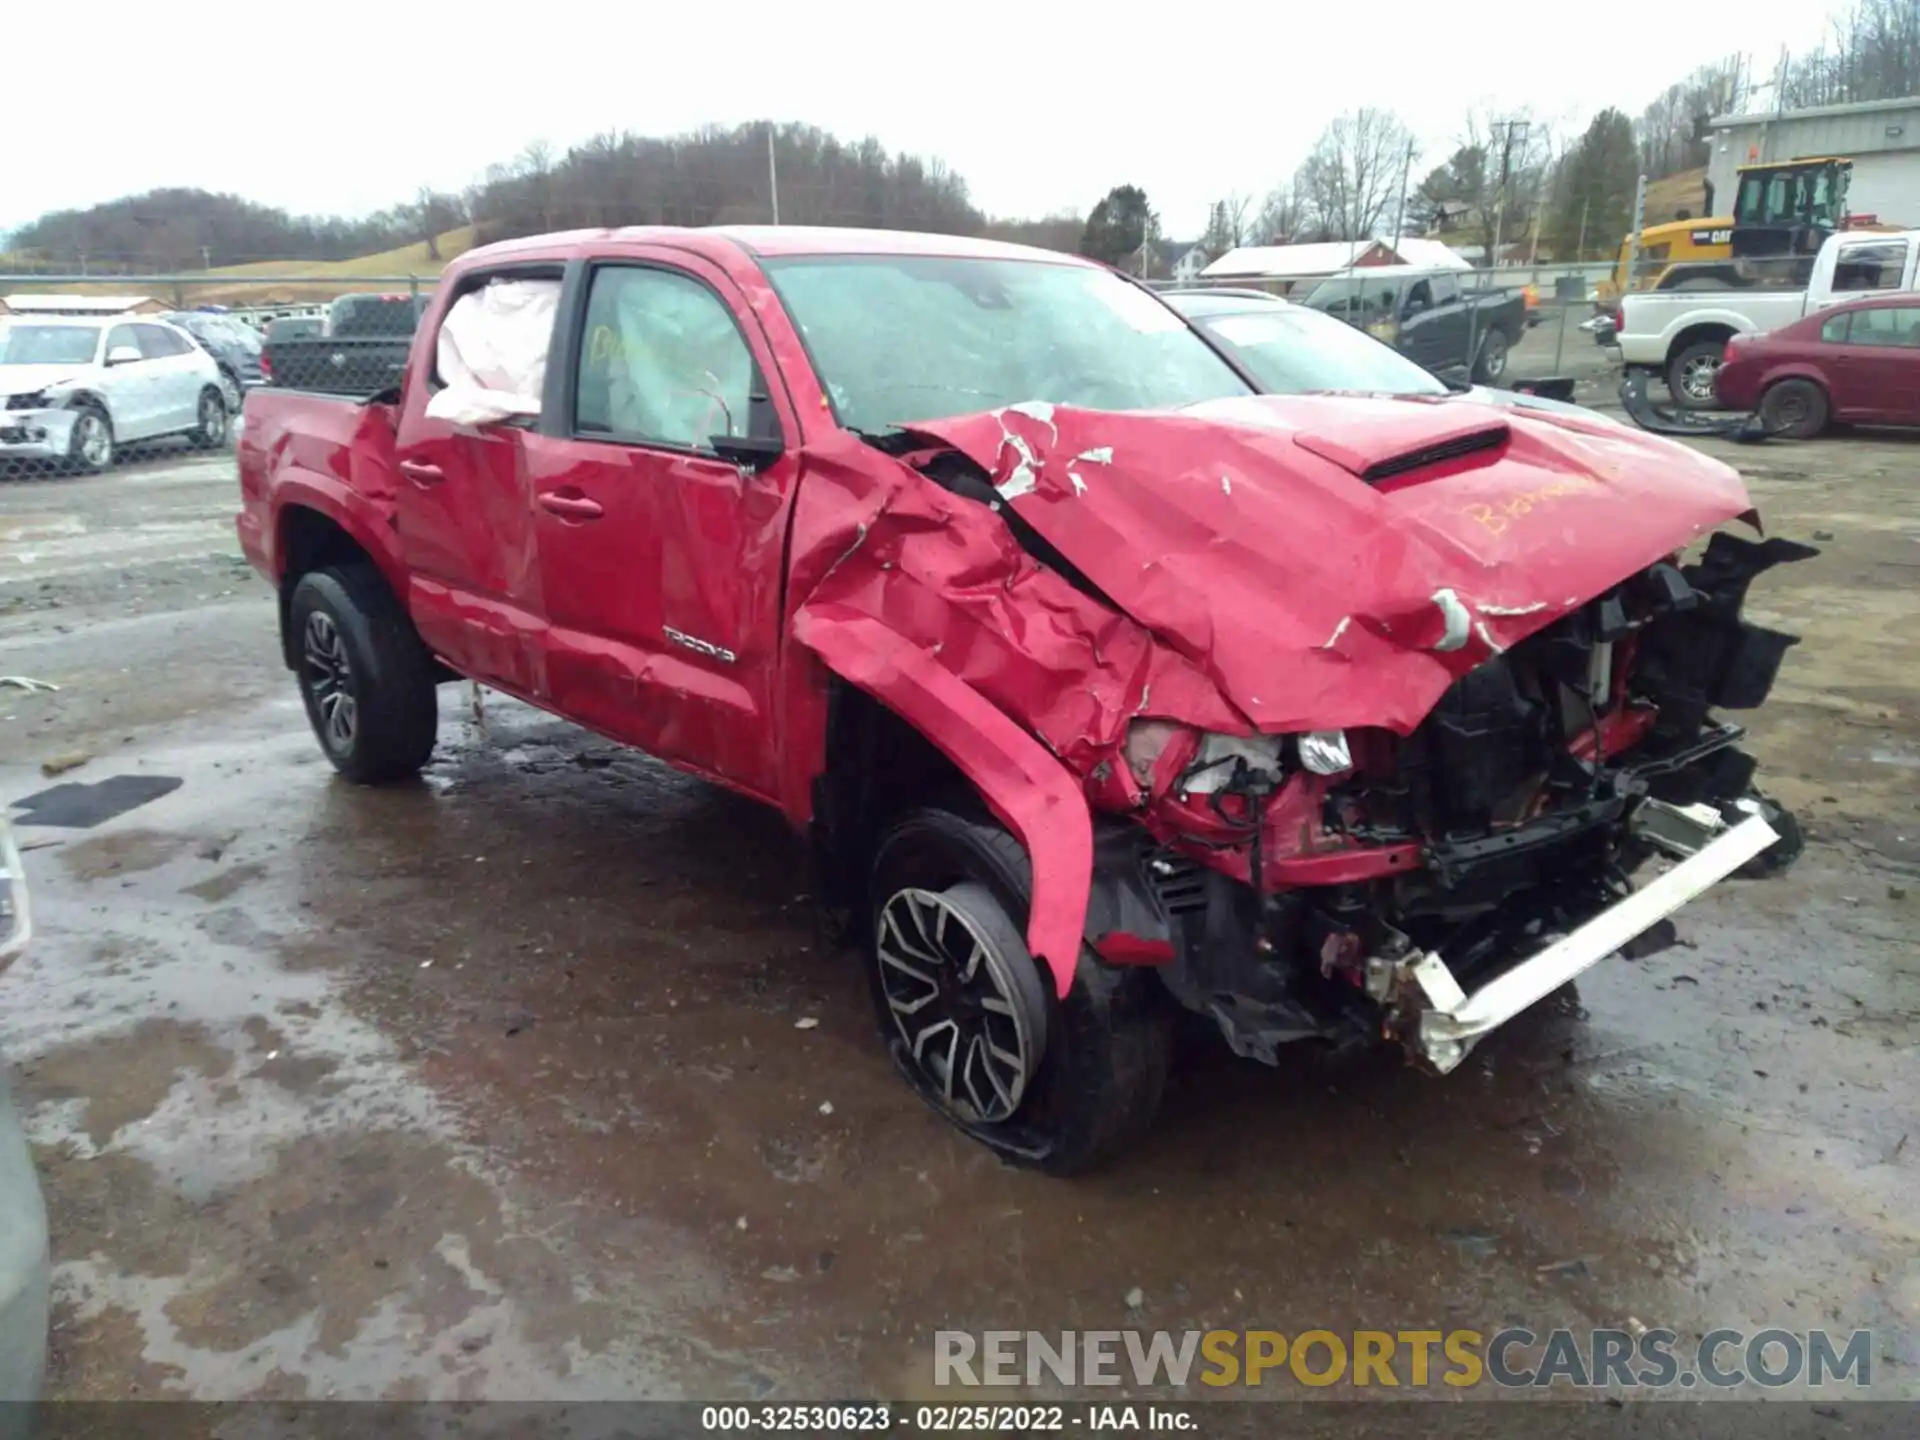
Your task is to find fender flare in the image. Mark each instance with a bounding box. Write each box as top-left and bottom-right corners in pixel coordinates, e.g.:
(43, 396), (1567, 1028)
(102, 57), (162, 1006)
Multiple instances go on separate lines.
(270, 473), (406, 593)
(793, 605), (1091, 998)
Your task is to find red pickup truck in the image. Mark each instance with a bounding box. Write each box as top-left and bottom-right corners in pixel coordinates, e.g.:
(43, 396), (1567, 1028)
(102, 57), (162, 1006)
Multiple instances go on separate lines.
(238, 226), (1809, 1173)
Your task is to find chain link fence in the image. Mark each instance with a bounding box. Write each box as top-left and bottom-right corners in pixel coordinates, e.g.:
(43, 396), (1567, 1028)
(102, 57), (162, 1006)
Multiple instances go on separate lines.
(3, 247), (1622, 485)
(1, 276), (440, 482)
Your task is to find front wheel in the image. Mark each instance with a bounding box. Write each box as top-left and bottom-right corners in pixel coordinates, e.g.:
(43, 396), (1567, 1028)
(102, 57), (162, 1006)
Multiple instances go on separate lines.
(288, 564), (439, 784)
(868, 807), (1171, 1175)
(1471, 329), (1509, 384)
(66, 405), (114, 475)
(1666, 339), (1726, 409)
(190, 388), (229, 450)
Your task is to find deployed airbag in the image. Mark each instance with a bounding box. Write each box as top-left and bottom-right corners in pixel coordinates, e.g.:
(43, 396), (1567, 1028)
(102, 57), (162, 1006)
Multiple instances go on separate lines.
(425, 279), (562, 426)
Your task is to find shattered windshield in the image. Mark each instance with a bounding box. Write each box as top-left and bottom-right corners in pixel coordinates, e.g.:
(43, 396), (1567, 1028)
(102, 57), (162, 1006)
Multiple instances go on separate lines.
(762, 255), (1251, 433)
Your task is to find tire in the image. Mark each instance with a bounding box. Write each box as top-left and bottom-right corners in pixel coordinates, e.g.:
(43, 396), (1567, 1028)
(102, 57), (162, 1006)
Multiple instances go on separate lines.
(1471, 328), (1509, 384)
(65, 404), (113, 475)
(190, 387), (229, 450)
(1666, 338), (1727, 410)
(216, 368), (243, 417)
(288, 564), (439, 784)
(1757, 378), (1829, 439)
(868, 807), (1171, 1175)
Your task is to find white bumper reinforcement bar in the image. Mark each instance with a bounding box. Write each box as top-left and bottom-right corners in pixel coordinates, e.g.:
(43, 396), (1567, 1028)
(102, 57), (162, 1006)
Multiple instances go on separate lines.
(1406, 812), (1779, 1073)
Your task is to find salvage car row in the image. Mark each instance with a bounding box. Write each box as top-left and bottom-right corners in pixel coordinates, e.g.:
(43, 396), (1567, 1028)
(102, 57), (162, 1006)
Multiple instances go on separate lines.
(1610, 226), (1920, 435)
(234, 225), (1809, 1173)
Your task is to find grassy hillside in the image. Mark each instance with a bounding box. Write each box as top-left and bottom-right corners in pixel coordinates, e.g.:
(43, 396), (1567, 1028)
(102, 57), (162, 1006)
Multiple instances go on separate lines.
(209, 226), (475, 279)
(0, 226), (475, 307)
(1645, 167), (1711, 223)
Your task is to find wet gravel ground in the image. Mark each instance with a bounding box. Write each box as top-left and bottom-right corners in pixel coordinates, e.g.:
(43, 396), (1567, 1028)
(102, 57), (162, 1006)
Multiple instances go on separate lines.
(1, 367), (1916, 1415)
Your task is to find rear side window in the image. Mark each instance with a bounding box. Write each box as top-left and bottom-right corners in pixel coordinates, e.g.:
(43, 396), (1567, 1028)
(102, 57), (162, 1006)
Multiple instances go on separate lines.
(573, 266), (756, 449)
(1819, 313), (1851, 342)
(1832, 241), (1908, 292)
(1848, 305), (1920, 347)
(135, 324), (190, 358)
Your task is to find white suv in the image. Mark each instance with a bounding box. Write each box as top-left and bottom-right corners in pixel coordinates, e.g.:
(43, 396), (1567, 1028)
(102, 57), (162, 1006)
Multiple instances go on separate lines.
(0, 316), (230, 474)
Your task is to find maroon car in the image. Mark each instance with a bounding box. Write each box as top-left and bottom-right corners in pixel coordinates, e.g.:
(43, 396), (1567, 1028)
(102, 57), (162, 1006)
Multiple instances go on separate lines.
(1715, 295), (1920, 437)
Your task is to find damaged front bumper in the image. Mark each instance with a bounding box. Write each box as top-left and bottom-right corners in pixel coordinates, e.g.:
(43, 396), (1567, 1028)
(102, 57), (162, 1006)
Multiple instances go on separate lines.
(1386, 807), (1777, 1072)
(0, 407), (77, 463)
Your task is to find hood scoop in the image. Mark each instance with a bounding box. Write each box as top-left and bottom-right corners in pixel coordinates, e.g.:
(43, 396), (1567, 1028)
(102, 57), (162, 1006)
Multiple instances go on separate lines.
(1294, 411), (1510, 484)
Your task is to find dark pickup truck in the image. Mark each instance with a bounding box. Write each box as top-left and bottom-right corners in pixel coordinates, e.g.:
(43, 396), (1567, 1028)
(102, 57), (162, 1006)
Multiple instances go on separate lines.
(261, 292), (430, 396)
(1299, 268), (1528, 385)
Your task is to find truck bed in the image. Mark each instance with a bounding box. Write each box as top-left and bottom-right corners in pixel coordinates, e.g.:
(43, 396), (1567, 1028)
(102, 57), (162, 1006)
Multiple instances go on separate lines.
(235, 391), (402, 583)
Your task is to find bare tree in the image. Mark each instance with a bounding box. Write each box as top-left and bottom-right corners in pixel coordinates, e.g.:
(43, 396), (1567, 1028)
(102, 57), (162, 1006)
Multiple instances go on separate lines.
(1254, 184), (1306, 244)
(1783, 0), (1920, 106)
(1293, 109), (1417, 242)
(1441, 109), (1554, 263)
(1200, 194), (1253, 255)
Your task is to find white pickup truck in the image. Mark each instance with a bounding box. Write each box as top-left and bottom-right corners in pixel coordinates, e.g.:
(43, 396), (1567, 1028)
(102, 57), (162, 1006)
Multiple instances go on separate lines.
(1618, 229), (1920, 406)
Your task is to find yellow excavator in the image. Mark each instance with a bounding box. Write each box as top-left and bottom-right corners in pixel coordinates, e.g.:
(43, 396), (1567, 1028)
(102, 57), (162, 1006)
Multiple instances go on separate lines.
(1596, 156), (1853, 305)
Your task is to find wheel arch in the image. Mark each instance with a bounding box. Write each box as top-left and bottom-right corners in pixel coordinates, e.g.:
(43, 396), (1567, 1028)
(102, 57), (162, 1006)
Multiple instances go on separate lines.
(273, 503), (382, 670)
(795, 608), (1093, 998)
(1665, 320), (1740, 368)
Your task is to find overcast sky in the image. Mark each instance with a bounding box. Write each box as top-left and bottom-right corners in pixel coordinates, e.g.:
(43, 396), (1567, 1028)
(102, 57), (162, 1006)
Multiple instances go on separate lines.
(4, 1), (1858, 245)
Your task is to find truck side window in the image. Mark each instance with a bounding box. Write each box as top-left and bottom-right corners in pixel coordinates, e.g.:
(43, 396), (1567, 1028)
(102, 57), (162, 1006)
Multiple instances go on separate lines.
(1429, 274), (1459, 305)
(1832, 241), (1907, 292)
(574, 267), (755, 450)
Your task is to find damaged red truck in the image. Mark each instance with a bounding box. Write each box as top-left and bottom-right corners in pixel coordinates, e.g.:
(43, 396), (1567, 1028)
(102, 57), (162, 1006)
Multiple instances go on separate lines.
(237, 227), (1811, 1173)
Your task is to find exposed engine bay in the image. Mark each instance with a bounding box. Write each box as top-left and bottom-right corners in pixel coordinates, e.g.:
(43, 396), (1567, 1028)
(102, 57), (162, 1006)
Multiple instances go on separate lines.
(807, 392), (1811, 1075)
(1082, 531), (1814, 1070)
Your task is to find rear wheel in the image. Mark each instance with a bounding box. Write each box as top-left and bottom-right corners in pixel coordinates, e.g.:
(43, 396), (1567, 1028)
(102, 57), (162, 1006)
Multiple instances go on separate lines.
(1666, 339), (1727, 409)
(868, 807), (1171, 1175)
(288, 564), (438, 783)
(1758, 378), (1829, 439)
(1472, 329), (1510, 384)
(190, 387), (229, 449)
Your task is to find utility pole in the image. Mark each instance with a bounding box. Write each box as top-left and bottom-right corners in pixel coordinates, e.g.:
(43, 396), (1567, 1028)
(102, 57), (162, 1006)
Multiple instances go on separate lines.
(1389, 140), (1415, 254)
(767, 123), (781, 225)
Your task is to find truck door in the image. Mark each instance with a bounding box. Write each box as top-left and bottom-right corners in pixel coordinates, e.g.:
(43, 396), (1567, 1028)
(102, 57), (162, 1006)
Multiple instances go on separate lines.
(389, 264), (564, 697)
(525, 255), (800, 800)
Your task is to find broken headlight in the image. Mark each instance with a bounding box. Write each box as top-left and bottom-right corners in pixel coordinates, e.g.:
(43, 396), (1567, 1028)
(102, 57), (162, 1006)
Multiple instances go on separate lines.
(1124, 722), (1288, 795)
(1295, 730), (1353, 776)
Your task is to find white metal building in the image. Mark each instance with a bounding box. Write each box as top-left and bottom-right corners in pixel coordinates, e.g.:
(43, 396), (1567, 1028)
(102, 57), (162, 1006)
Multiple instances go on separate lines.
(1707, 95), (1920, 228)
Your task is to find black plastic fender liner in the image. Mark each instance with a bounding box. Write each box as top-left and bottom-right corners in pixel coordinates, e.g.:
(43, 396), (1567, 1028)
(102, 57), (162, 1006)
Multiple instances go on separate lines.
(1509, 376), (1578, 403)
(1619, 371), (1775, 443)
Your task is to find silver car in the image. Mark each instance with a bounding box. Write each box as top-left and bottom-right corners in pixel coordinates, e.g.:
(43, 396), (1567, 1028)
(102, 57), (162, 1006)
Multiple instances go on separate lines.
(1, 316), (230, 474)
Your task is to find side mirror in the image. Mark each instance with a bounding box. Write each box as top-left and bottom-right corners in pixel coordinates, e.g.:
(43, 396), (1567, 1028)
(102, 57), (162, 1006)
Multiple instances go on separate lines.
(106, 345), (142, 366)
(709, 434), (783, 472)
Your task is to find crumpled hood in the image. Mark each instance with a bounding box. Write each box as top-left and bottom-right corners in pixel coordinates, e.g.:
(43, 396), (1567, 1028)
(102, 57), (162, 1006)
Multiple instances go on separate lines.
(0, 365), (89, 399)
(906, 393), (1755, 735)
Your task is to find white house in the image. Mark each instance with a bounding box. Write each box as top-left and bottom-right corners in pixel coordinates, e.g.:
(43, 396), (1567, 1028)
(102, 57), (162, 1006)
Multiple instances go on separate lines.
(1200, 238), (1471, 290)
(1167, 245), (1211, 282)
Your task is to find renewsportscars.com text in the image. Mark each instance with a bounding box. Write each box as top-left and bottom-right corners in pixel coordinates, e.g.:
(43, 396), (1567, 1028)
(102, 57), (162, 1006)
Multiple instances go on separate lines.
(935, 1328), (1874, 1391)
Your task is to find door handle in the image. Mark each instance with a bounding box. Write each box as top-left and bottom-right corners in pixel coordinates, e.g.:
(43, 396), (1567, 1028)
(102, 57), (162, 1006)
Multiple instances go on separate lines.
(538, 492), (604, 521)
(398, 459), (444, 485)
